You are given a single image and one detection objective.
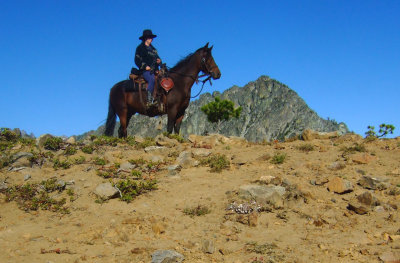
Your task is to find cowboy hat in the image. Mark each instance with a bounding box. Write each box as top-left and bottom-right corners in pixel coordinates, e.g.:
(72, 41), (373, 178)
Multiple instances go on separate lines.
(139, 29), (157, 40)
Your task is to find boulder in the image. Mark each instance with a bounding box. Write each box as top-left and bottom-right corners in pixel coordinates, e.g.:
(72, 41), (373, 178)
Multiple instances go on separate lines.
(357, 191), (380, 206)
(176, 151), (198, 168)
(192, 148), (212, 158)
(155, 134), (178, 147)
(66, 136), (76, 144)
(151, 250), (184, 263)
(239, 184), (285, 207)
(302, 129), (339, 141)
(202, 239), (215, 254)
(347, 201), (369, 215)
(327, 177), (353, 194)
(144, 146), (168, 155)
(36, 134), (54, 148)
(351, 153), (377, 164)
(358, 176), (388, 190)
(94, 183), (119, 200)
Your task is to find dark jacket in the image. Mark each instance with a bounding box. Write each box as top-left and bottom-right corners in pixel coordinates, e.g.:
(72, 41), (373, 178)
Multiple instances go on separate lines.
(134, 42), (160, 71)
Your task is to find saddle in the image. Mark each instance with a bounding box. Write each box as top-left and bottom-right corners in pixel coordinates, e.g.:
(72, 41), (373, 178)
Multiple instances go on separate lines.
(129, 66), (174, 92)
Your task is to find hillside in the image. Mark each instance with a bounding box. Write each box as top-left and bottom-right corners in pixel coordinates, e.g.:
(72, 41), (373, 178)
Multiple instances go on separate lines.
(90, 75), (348, 141)
(1, 130), (399, 262)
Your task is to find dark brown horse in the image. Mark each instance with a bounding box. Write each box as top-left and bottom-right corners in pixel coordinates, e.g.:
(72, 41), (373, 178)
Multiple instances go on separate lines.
(104, 43), (221, 137)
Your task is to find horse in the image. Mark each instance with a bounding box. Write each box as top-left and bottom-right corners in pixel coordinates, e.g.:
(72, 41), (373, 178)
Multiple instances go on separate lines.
(104, 43), (221, 138)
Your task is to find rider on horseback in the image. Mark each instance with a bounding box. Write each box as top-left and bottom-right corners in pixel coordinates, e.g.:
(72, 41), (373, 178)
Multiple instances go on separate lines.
(135, 29), (162, 104)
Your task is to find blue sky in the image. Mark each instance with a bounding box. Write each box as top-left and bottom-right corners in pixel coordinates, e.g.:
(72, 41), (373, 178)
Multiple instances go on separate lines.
(1, 0), (399, 138)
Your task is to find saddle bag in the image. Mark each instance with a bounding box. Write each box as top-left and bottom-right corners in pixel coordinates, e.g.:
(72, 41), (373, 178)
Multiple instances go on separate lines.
(160, 77), (174, 92)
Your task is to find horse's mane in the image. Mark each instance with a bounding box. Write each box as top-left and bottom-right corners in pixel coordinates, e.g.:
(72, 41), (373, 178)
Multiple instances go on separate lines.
(171, 47), (203, 71)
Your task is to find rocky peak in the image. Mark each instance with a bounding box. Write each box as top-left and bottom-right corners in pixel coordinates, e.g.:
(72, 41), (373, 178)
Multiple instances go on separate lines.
(93, 75), (347, 141)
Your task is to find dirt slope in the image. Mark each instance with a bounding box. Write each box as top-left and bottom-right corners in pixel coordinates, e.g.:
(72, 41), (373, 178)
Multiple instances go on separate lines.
(0, 133), (399, 263)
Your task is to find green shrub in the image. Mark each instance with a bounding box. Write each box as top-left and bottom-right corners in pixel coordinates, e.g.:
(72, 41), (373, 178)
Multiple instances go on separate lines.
(200, 154), (230, 173)
(44, 137), (63, 151)
(128, 158), (147, 166)
(270, 153), (286, 164)
(81, 145), (95, 154)
(73, 156), (86, 164)
(114, 179), (157, 203)
(137, 137), (156, 149)
(93, 157), (107, 166)
(183, 205), (211, 217)
(64, 146), (77, 156)
(3, 179), (70, 214)
(93, 136), (121, 147)
(296, 144), (314, 152)
(341, 143), (366, 154)
(52, 159), (71, 170)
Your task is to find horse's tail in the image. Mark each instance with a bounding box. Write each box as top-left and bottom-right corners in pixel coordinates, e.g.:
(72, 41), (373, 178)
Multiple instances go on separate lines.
(104, 99), (116, 136)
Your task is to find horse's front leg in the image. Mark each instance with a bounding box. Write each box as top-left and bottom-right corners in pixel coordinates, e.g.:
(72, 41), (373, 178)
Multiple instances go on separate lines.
(174, 113), (185, 134)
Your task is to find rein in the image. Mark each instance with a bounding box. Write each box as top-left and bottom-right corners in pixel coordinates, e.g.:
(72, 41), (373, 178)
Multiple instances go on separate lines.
(167, 56), (215, 99)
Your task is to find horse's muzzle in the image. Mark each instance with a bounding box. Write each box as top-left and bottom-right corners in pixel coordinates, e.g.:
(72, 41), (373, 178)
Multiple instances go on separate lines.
(211, 70), (221, 80)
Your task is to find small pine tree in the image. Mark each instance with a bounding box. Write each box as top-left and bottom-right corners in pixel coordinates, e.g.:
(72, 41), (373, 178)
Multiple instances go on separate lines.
(200, 97), (242, 133)
(365, 123), (395, 138)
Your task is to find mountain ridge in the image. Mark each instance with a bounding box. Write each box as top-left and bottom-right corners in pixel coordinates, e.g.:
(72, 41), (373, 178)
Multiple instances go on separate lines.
(88, 75), (347, 141)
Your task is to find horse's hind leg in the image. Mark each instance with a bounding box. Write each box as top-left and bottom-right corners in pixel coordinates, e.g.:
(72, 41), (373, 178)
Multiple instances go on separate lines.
(117, 108), (128, 138)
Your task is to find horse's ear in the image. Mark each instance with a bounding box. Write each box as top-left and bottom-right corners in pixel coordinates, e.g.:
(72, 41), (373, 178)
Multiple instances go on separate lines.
(209, 45), (213, 51)
(204, 42), (209, 48)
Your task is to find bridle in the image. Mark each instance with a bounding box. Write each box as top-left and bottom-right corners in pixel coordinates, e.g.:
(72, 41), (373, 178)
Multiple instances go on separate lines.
(167, 52), (218, 98)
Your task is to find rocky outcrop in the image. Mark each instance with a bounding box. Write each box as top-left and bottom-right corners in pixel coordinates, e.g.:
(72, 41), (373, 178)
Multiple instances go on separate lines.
(92, 75), (348, 142)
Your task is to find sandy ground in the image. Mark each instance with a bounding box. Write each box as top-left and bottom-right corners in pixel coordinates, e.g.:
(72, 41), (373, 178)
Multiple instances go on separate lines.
(1, 133), (399, 263)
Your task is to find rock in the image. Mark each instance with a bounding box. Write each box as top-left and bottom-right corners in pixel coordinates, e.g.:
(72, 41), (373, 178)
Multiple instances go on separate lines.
(151, 222), (166, 235)
(36, 134), (54, 148)
(379, 251), (400, 263)
(144, 146), (168, 155)
(94, 183), (119, 200)
(357, 191), (380, 206)
(313, 177), (329, 186)
(191, 148), (212, 158)
(374, 206), (385, 213)
(176, 151), (198, 168)
(24, 174), (31, 181)
(231, 154), (250, 165)
(134, 136), (145, 144)
(351, 153), (377, 164)
(358, 176), (389, 190)
(155, 134), (178, 147)
(347, 201), (369, 215)
(248, 212), (258, 227)
(119, 162), (136, 171)
(302, 129), (339, 141)
(12, 152), (33, 162)
(239, 184), (285, 206)
(150, 155), (164, 163)
(11, 152), (33, 168)
(66, 136), (76, 144)
(56, 179), (66, 189)
(151, 250), (184, 263)
(167, 165), (181, 176)
(202, 239), (215, 254)
(327, 177), (353, 194)
(328, 162), (346, 171)
(257, 175), (282, 185)
(0, 182), (8, 191)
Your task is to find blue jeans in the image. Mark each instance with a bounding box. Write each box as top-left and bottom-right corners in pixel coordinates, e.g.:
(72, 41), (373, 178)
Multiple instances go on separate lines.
(142, 71), (155, 93)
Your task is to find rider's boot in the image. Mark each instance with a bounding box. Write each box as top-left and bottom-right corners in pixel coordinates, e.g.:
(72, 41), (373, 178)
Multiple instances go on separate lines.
(147, 90), (153, 105)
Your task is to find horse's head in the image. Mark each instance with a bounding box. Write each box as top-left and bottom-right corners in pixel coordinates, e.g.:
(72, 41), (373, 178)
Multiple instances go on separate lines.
(199, 43), (221, 80)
